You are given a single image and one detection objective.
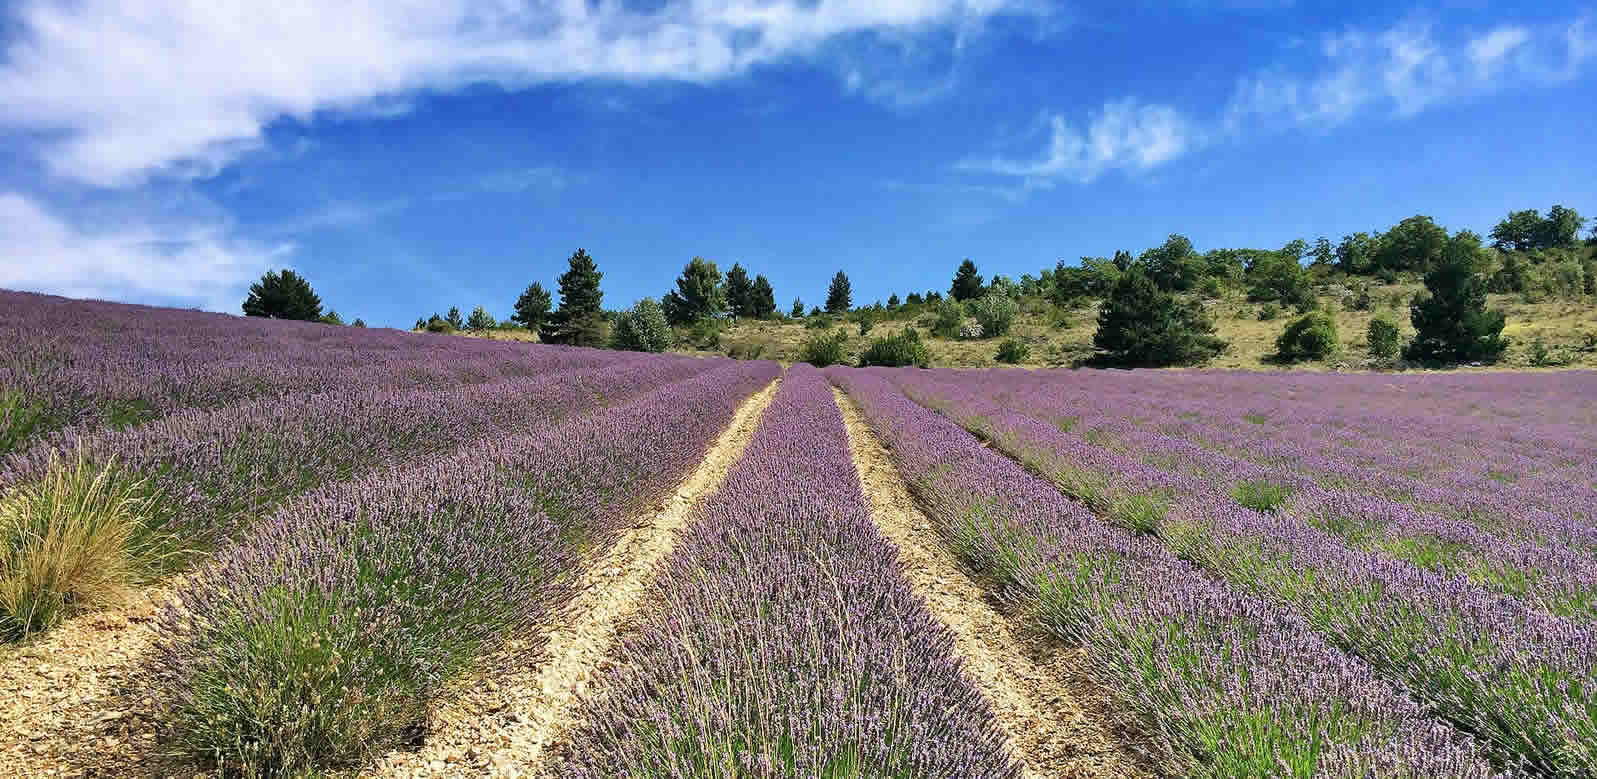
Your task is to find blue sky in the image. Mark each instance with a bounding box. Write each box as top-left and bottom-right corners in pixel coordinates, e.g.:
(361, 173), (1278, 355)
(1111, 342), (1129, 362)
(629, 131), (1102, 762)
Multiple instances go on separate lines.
(1, 0), (1593, 327)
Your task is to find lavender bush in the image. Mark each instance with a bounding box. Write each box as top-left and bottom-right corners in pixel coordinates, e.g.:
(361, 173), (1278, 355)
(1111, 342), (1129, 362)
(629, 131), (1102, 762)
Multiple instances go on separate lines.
(148, 361), (777, 776)
(565, 365), (1018, 778)
(881, 366), (1597, 775)
(827, 367), (1503, 778)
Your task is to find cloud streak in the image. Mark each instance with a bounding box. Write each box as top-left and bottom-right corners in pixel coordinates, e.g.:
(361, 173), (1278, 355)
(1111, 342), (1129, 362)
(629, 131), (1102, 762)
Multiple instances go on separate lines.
(0, 192), (290, 311)
(0, 0), (1031, 187)
(965, 13), (1595, 185)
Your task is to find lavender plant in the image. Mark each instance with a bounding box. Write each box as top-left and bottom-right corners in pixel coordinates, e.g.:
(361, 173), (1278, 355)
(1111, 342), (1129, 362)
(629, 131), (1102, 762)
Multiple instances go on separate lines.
(565, 366), (1018, 778)
(148, 361), (778, 776)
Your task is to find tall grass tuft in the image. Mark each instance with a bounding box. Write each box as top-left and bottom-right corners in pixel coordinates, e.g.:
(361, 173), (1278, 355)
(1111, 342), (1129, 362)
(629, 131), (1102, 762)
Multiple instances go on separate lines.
(0, 451), (159, 641)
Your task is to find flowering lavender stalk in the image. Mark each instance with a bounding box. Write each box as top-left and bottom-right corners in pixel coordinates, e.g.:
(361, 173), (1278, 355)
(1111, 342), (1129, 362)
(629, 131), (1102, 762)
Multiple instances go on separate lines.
(3, 355), (717, 559)
(0, 288), (614, 452)
(564, 365), (1019, 778)
(148, 360), (777, 777)
(879, 367), (1596, 775)
(826, 367), (1501, 779)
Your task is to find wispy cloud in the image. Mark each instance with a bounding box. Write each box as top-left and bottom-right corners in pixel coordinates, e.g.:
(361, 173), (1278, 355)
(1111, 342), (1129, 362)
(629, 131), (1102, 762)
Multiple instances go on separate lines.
(0, 0), (1035, 188)
(966, 12), (1595, 187)
(0, 192), (290, 311)
(959, 99), (1199, 184)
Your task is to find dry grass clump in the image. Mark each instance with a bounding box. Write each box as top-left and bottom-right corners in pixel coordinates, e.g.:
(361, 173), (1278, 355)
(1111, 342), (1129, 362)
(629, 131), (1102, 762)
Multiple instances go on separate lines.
(0, 452), (162, 642)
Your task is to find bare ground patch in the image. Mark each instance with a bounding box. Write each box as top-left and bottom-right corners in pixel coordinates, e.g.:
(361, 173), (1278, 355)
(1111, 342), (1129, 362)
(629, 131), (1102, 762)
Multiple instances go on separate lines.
(371, 377), (782, 778)
(0, 585), (191, 778)
(833, 387), (1154, 779)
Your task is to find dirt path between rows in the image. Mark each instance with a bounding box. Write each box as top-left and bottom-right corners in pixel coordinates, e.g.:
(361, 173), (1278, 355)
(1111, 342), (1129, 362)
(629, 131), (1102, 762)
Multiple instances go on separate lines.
(0, 584), (184, 778)
(833, 387), (1152, 779)
(372, 377), (782, 778)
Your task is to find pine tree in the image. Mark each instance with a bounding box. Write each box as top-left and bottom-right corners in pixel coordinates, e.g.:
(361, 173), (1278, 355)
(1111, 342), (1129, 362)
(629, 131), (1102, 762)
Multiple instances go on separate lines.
(751, 275), (777, 319)
(242, 269), (323, 321)
(413, 317), (427, 331)
(791, 297), (805, 318)
(662, 257), (724, 325)
(724, 263), (754, 318)
(1093, 265), (1227, 366)
(446, 306), (464, 330)
(887, 293), (900, 308)
(466, 305), (496, 331)
(1405, 231), (1508, 363)
(541, 248), (606, 346)
(512, 282), (553, 331)
(950, 259), (984, 302)
(826, 270), (852, 313)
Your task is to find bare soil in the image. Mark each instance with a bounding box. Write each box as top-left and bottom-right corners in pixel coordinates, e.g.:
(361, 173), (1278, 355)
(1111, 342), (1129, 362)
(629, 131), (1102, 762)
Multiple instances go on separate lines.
(370, 377), (782, 778)
(833, 387), (1156, 779)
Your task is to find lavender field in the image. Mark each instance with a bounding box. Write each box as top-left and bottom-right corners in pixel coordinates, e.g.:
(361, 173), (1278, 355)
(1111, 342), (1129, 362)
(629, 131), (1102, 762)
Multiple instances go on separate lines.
(3, 290), (1596, 778)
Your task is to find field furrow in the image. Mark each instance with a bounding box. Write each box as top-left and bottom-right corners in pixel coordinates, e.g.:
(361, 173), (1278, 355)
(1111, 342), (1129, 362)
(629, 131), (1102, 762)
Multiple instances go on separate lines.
(832, 386), (1150, 779)
(372, 373), (783, 778)
(556, 365), (1019, 777)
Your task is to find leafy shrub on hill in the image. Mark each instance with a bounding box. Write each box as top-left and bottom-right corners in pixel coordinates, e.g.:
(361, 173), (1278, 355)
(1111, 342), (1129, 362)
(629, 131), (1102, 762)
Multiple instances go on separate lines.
(1367, 318), (1401, 360)
(1274, 312), (1338, 362)
(611, 298), (672, 353)
(1257, 304), (1279, 321)
(930, 303), (963, 339)
(968, 294), (1018, 338)
(804, 315), (834, 330)
(801, 330), (850, 367)
(995, 339), (1030, 364)
(424, 315), (453, 334)
(858, 329), (930, 368)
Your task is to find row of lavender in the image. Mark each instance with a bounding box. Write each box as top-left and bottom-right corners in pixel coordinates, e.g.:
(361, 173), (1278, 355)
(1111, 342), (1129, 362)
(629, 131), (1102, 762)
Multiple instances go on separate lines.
(0, 351), (714, 640)
(881, 367), (1595, 775)
(146, 360), (778, 775)
(977, 369), (1597, 528)
(563, 365), (1017, 777)
(906, 370), (1597, 619)
(0, 290), (608, 453)
(826, 367), (1501, 778)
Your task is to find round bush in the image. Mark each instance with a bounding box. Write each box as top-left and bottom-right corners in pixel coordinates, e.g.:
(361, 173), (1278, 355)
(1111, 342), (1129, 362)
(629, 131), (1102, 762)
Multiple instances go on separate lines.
(1275, 312), (1338, 362)
(967, 294), (1018, 338)
(995, 339), (1030, 364)
(1366, 318), (1401, 360)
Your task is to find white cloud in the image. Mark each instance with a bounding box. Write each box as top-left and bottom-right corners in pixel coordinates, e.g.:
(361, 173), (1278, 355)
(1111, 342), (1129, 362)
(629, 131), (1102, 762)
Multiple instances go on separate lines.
(960, 100), (1198, 183)
(967, 12), (1594, 187)
(1226, 16), (1593, 130)
(0, 0), (1030, 187)
(0, 192), (289, 311)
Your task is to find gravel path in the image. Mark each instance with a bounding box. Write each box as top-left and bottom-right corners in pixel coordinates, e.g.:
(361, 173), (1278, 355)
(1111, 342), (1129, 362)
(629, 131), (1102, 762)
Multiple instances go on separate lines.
(369, 377), (782, 778)
(833, 386), (1154, 779)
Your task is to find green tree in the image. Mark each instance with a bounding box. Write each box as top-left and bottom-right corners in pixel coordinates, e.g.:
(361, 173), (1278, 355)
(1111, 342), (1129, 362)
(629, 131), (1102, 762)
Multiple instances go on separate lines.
(1538, 205), (1586, 248)
(1376, 215), (1448, 273)
(466, 305), (496, 331)
(1335, 232), (1379, 275)
(1093, 265), (1227, 366)
(351, 318), (366, 328)
(1141, 234), (1202, 291)
(724, 263), (754, 318)
(512, 282), (553, 331)
(662, 257), (724, 325)
(541, 248), (606, 346)
(242, 269), (323, 321)
(887, 293), (901, 308)
(319, 310), (344, 326)
(751, 275), (777, 319)
(826, 270), (852, 313)
(1405, 231), (1508, 363)
(950, 259), (984, 301)
(790, 297), (805, 318)
(1491, 209), (1542, 251)
(1246, 242), (1314, 307)
(968, 293), (1019, 337)
(905, 292), (924, 305)
(446, 307), (464, 331)
(611, 298), (672, 353)
(425, 314), (452, 333)
(413, 317), (427, 331)
(1274, 312), (1338, 362)
(1309, 236), (1335, 269)
(1367, 318), (1401, 360)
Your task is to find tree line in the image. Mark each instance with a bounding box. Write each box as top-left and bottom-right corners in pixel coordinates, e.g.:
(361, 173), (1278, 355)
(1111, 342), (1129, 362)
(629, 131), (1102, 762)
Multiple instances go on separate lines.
(240, 203), (1592, 367)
